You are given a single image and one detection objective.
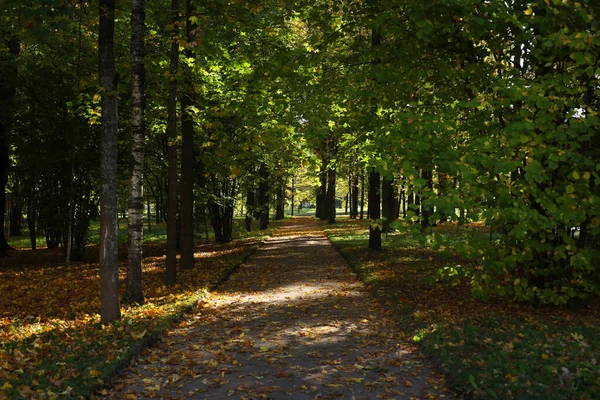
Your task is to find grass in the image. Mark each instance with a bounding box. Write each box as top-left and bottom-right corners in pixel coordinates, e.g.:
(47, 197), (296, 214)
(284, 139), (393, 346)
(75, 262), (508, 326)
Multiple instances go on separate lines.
(0, 218), (283, 399)
(322, 217), (600, 400)
(6, 216), (263, 250)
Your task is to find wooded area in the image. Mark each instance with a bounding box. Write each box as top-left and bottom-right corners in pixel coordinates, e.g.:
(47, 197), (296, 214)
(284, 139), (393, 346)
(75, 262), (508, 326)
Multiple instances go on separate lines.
(0, 0), (599, 397)
(1, 0), (598, 308)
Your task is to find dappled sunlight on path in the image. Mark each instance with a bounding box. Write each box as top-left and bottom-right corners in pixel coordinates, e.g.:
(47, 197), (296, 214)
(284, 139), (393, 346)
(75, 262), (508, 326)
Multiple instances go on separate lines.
(104, 217), (454, 399)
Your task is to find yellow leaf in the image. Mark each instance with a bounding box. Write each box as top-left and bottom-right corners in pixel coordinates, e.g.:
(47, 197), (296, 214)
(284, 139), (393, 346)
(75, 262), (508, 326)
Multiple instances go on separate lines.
(126, 393), (138, 400)
(1, 382), (12, 390)
(583, 172), (591, 180)
(405, 380), (413, 387)
(259, 346), (269, 352)
(130, 330), (147, 340)
(524, 7), (533, 15)
(541, 353), (549, 359)
(89, 369), (102, 377)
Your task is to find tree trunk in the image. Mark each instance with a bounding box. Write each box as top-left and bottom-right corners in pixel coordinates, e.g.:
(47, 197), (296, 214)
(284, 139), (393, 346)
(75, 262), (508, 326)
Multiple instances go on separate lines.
(291, 175), (295, 216)
(165, 0), (179, 286)
(382, 176), (393, 233)
(352, 173), (359, 219)
(326, 164), (336, 224)
(8, 192), (22, 236)
(368, 168), (381, 250)
(0, 34), (19, 255)
(275, 182), (285, 220)
(126, 0), (146, 304)
(258, 163), (269, 230)
(245, 187), (254, 232)
(359, 167), (365, 220)
(99, 0), (121, 324)
(27, 199), (36, 250)
(347, 176), (352, 217)
(179, 0), (196, 270)
(421, 169), (434, 230)
(401, 185), (406, 219)
(316, 159), (327, 220)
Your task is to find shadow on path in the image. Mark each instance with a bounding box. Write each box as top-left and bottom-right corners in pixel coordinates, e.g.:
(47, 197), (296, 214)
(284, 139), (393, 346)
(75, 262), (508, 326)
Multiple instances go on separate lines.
(105, 217), (454, 399)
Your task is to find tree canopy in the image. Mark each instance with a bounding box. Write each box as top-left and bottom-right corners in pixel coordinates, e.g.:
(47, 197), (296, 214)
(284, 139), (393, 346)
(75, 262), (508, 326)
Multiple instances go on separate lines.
(1, 0), (599, 306)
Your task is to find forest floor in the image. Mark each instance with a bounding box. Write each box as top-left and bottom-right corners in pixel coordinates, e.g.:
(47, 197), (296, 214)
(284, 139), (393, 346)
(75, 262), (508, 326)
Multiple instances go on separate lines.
(103, 217), (454, 399)
(322, 218), (600, 400)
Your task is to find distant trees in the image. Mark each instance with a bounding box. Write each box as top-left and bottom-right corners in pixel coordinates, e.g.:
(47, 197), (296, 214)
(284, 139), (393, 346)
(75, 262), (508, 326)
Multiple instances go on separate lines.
(0, 32), (18, 256)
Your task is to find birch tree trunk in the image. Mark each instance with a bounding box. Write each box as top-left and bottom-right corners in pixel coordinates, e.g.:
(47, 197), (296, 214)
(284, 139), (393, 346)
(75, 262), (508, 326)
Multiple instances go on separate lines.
(126, 0), (146, 303)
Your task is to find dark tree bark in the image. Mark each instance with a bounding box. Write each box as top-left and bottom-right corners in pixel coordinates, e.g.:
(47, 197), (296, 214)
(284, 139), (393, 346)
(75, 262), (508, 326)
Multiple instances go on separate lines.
(326, 164), (336, 224)
(382, 177), (395, 233)
(27, 200), (36, 250)
(165, 0), (180, 285)
(275, 182), (285, 220)
(258, 163), (269, 230)
(352, 173), (359, 219)
(8, 192), (22, 236)
(316, 158), (327, 220)
(209, 178), (236, 243)
(347, 176), (352, 217)
(0, 34), (19, 255)
(401, 185), (407, 219)
(245, 187), (254, 232)
(99, 0), (121, 323)
(126, 0), (146, 304)
(291, 175), (295, 216)
(407, 184), (414, 215)
(179, 0), (196, 270)
(368, 168), (381, 250)
(360, 167), (365, 220)
(421, 169), (434, 230)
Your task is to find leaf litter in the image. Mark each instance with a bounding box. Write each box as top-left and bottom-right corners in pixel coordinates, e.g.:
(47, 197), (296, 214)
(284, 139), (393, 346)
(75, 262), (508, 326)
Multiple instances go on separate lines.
(103, 217), (453, 399)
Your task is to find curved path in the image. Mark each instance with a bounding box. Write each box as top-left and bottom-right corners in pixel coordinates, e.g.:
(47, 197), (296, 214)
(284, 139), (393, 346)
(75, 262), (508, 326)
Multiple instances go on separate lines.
(105, 218), (454, 399)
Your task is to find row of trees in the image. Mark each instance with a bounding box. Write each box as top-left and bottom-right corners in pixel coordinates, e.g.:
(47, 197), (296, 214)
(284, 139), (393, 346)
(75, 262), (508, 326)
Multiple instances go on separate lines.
(1, 0), (307, 323)
(1, 0), (599, 321)
(304, 0), (599, 304)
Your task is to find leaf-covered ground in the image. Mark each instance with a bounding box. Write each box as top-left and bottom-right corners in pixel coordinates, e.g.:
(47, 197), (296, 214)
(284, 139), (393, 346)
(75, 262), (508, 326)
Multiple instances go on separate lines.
(103, 217), (453, 399)
(0, 223), (277, 399)
(322, 218), (600, 400)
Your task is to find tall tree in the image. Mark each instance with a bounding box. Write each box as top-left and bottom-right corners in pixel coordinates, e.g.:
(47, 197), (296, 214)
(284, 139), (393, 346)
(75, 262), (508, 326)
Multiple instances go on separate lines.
(0, 33), (19, 256)
(179, 0), (196, 270)
(125, 0), (146, 304)
(98, 0), (120, 323)
(165, 0), (179, 285)
(367, 26), (382, 250)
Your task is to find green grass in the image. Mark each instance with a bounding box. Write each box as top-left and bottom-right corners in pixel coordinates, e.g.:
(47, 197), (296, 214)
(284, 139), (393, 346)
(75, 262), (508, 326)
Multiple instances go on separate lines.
(7, 216), (275, 250)
(322, 218), (600, 400)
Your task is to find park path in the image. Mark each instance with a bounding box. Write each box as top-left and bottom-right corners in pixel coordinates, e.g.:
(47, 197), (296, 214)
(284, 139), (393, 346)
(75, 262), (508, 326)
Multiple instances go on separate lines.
(104, 217), (454, 399)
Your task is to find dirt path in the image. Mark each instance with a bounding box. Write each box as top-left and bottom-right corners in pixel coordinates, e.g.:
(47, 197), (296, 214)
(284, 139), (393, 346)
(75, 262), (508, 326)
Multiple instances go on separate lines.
(104, 218), (454, 399)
